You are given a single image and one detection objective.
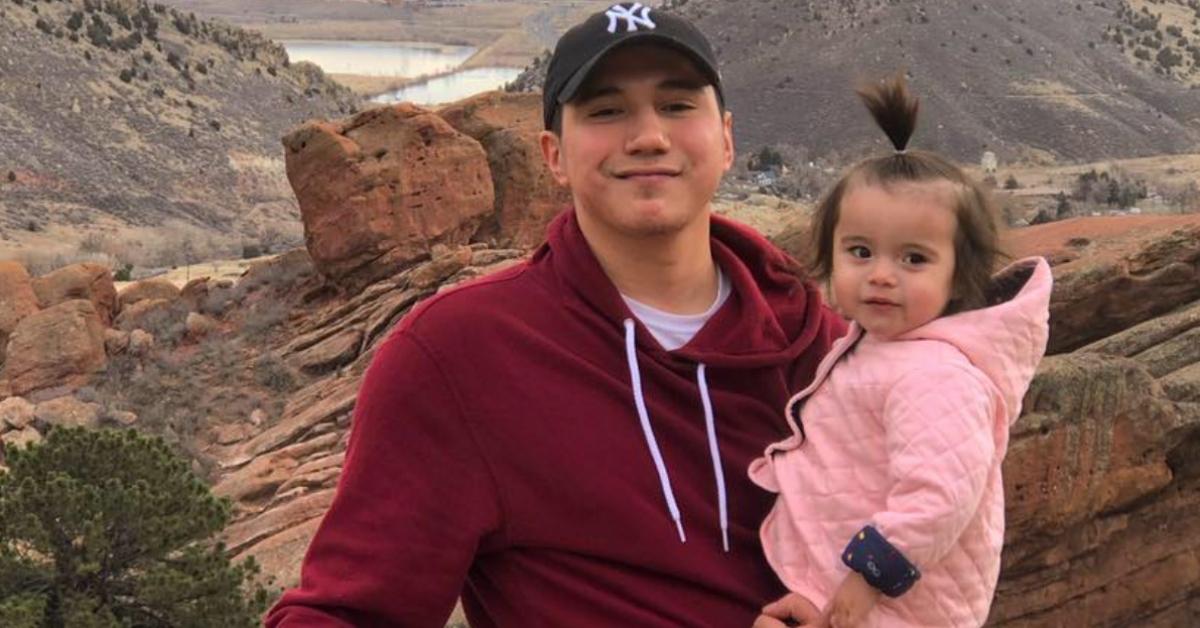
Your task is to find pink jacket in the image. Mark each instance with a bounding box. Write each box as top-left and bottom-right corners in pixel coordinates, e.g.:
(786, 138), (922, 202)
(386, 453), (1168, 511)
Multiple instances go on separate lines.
(749, 258), (1052, 627)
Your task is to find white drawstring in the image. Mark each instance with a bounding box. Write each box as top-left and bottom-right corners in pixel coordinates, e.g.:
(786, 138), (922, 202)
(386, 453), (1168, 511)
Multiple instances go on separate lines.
(623, 318), (730, 551)
(624, 319), (686, 543)
(697, 363), (730, 552)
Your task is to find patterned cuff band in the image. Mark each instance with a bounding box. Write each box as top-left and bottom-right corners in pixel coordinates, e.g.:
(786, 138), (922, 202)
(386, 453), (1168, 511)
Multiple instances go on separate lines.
(841, 525), (921, 598)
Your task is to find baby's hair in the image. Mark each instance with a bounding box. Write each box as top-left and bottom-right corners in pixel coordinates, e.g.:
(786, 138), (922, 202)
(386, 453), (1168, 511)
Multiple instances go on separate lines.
(807, 73), (1003, 315)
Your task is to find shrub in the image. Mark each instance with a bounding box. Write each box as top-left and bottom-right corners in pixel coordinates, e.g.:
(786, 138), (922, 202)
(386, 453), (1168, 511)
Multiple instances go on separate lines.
(0, 428), (271, 627)
(253, 353), (298, 393)
(1004, 174), (1020, 189)
(749, 145), (785, 172)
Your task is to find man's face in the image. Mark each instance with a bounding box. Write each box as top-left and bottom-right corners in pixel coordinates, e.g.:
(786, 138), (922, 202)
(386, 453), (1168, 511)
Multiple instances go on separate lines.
(540, 44), (733, 242)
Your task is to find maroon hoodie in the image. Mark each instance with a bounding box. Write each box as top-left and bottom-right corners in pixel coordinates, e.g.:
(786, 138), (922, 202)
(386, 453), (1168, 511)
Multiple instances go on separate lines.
(265, 210), (845, 627)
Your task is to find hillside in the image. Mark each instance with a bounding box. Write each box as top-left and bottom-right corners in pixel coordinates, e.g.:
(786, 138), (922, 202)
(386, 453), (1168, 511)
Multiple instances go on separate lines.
(513, 0), (1200, 166)
(0, 0), (360, 270)
(673, 0), (1200, 164)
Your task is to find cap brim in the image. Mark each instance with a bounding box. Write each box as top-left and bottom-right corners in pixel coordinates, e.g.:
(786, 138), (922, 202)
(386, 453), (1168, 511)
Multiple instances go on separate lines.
(555, 32), (721, 106)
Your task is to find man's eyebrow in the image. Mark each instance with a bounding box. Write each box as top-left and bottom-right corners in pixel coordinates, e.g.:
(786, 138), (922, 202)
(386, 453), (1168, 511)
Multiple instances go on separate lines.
(573, 85), (621, 104)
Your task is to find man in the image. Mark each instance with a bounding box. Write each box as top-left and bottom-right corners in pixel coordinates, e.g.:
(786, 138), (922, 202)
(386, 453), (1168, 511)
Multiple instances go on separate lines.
(266, 3), (843, 626)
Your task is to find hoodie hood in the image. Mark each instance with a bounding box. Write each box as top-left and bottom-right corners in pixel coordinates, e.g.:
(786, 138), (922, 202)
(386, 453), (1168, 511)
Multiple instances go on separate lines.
(538, 209), (832, 369)
(895, 256), (1053, 424)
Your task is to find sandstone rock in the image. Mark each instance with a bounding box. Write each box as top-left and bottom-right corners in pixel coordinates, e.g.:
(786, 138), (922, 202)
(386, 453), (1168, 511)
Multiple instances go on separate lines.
(0, 396), (35, 431)
(186, 311), (219, 340)
(179, 277), (211, 311)
(30, 262), (118, 326)
(283, 103), (494, 292)
(105, 410), (138, 427)
(409, 245), (474, 289)
(225, 489), (335, 555)
(1, 425), (42, 450)
(114, 298), (179, 333)
(104, 328), (130, 355)
(117, 277), (180, 310)
(215, 432), (342, 503)
(128, 329), (154, 355)
(212, 422), (254, 446)
(439, 91), (571, 248)
(288, 327), (361, 375)
(233, 517), (322, 593)
(988, 306), (1200, 625)
(1007, 216), (1200, 354)
(1, 300), (107, 397)
(0, 261), (40, 366)
(34, 395), (101, 430)
(249, 408), (267, 427)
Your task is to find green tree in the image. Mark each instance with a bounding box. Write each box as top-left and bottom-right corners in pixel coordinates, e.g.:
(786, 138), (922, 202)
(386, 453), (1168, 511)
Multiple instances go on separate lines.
(0, 428), (270, 627)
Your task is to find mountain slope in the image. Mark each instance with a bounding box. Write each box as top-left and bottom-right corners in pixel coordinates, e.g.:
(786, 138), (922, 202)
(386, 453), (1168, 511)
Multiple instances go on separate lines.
(667, 0), (1200, 163)
(0, 0), (359, 266)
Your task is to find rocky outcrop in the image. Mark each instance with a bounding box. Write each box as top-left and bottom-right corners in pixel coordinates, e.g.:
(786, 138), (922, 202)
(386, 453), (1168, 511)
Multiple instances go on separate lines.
(0, 261), (40, 367)
(118, 278), (181, 310)
(211, 245), (524, 587)
(1006, 215), (1200, 354)
(439, 91), (571, 248)
(30, 262), (118, 326)
(114, 298), (180, 333)
(991, 298), (1200, 626)
(283, 104), (494, 292)
(0, 299), (107, 398)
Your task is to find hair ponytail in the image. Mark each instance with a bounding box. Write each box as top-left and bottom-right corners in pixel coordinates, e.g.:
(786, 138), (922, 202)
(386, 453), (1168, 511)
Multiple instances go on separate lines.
(806, 72), (1006, 314)
(856, 74), (919, 153)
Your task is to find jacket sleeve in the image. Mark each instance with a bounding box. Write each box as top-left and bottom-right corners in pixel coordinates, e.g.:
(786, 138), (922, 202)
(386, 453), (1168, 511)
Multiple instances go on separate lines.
(264, 330), (503, 627)
(866, 363), (997, 571)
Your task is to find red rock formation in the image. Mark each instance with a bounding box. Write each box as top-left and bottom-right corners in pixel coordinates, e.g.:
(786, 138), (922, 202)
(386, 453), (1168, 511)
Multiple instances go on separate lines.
(283, 103), (494, 292)
(0, 261), (40, 367)
(117, 277), (181, 310)
(1, 299), (107, 398)
(1007, 215), (1200, 354)
(439, 91), (571, 248)
(29, 262), (117, 326)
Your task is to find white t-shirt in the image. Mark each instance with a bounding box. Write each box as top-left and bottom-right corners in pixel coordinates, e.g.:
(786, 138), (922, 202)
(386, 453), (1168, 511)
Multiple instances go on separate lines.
(621, 266), (732, 351)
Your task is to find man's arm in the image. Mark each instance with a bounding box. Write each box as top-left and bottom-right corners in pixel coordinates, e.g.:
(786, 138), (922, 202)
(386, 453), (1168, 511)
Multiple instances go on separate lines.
(265, 330), (503, 627)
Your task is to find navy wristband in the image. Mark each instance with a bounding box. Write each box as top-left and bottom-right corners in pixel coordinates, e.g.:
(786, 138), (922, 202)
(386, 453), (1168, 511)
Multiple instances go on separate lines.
(842, 525), (921, 597)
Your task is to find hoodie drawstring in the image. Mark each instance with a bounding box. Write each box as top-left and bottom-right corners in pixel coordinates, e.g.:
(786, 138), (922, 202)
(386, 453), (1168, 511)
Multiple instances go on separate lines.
(623, 319), (730, 552)
(697, 363), (730, 552)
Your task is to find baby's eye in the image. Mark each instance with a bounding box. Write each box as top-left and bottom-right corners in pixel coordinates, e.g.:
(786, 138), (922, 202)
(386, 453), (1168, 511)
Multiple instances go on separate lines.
(902, 252), (928, 265)
(847, 245), (872, 259)
(587, 106), (621, 118)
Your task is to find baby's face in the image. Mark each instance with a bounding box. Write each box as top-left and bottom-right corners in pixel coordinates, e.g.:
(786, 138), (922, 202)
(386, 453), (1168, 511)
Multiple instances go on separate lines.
(829, 181), (958, 339)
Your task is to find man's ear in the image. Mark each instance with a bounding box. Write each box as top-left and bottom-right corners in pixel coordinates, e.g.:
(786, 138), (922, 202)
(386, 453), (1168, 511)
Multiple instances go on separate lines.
(721, 110), (735, 172)
(539, 130), (570, 187)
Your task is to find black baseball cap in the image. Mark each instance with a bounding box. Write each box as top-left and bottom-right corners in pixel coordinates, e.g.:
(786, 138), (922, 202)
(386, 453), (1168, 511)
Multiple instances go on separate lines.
(542, 2), (724, 130)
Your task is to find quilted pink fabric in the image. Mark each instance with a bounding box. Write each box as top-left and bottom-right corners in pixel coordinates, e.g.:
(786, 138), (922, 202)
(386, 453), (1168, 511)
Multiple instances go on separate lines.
(749, 257), (1052, 627)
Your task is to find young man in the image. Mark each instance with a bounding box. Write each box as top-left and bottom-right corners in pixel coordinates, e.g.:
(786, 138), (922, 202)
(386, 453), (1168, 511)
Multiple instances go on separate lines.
(266, 4), (843, 626)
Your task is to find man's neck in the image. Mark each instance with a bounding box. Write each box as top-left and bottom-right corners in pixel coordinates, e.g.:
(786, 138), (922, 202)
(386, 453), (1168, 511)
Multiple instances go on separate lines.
(579, 212), (718, 316)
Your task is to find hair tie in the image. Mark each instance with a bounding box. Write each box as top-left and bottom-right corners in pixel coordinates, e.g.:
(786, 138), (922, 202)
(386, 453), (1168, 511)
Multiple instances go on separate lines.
(895, 148), (908, 155)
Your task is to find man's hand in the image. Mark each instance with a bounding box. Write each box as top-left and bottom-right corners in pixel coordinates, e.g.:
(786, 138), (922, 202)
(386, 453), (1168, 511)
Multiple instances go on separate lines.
(752, 593), (821, 627)
(820, 572), (880, 628)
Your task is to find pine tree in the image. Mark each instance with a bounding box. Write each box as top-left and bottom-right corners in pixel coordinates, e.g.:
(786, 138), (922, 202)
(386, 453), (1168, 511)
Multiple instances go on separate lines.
(0, 428), (270, 627)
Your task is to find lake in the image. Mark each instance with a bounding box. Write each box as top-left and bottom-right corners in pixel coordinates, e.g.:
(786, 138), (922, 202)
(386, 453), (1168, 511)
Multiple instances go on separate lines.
(281, 40), (523, 105)
(280, 40), (475, 77)
(372, 67), (523, 106)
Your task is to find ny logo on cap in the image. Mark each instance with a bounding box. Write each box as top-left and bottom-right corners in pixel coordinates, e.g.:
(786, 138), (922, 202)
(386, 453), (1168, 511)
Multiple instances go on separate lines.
(605, 2), (655, 33)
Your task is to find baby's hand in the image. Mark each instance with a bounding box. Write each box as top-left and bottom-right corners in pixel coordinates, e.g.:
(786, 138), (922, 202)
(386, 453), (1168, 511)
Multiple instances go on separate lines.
(821, 572), (880, 628)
